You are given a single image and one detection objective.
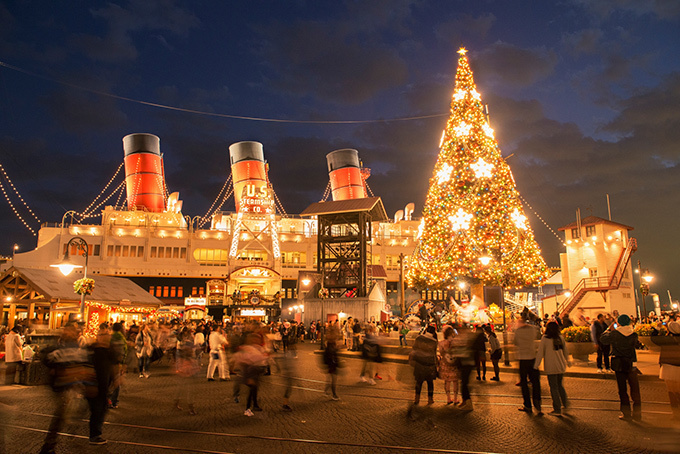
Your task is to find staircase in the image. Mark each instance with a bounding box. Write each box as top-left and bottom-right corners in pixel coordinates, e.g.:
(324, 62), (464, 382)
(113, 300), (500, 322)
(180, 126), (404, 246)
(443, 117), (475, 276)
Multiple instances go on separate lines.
(504, 293), (532, 313)
(558, 237), (637, 317)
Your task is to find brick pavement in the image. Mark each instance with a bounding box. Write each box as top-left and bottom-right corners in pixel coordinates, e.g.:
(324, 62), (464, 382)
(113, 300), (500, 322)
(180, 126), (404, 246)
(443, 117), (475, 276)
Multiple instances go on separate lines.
(0, 342), (678, 454)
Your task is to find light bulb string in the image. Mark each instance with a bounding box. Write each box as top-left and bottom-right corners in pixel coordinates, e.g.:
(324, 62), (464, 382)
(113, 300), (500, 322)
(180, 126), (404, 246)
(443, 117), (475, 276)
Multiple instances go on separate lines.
(0, 163), (42, 223)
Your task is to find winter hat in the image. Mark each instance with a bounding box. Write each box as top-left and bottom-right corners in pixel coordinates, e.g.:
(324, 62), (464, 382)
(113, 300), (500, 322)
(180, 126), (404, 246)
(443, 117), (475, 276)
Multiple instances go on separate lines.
(617, 314), (631, 326)
(668, 321), (680, 335)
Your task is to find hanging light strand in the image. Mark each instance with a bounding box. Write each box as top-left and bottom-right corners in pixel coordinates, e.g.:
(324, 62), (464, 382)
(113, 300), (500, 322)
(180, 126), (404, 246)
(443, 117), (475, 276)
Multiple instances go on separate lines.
(0, 163), (41, 223)
(518, 194), (563, 244)
(0, 175), (37, 235)
(270, 186), (288, 217)
(79, 181), (127, 220)
(364, 180), (376, 197)
(320, 181), (332, 202)
(199, 185), (234, 228)
(198, 175), (232, 225)
(78, 163), (124, 218)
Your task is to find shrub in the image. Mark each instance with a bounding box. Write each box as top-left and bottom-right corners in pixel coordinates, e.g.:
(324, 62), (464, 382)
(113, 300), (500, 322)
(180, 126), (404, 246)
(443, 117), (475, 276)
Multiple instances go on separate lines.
(634, 323), (667, 337)
(561, 326), (591, 342)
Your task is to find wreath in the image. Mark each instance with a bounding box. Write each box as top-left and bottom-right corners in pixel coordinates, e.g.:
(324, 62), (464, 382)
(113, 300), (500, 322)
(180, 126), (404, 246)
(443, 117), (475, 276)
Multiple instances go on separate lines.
(74, 278), (95, 295)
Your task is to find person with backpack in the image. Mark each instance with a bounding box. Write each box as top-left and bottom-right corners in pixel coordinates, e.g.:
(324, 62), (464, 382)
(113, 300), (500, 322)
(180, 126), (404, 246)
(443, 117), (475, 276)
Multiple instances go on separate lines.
(438, 325), (459, 405)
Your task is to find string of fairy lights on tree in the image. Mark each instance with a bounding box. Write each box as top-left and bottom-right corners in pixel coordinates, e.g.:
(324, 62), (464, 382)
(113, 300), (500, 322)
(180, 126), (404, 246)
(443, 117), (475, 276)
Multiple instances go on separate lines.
(407, 48), (550, 290)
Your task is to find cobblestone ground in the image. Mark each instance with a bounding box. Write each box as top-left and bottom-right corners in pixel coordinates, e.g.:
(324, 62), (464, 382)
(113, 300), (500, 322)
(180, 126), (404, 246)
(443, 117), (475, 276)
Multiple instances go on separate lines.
(1, 343), (678, 454)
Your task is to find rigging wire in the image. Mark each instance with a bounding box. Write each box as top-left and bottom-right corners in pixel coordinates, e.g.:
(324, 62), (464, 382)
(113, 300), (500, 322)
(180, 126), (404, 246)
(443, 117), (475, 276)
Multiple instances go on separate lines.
(79, 181), (127, 220)
(0, 60), (448, 125)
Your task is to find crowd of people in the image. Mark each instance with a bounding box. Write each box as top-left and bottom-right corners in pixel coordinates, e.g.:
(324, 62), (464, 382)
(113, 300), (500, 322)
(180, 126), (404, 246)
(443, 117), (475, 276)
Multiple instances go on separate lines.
(0, 303), (678, 453)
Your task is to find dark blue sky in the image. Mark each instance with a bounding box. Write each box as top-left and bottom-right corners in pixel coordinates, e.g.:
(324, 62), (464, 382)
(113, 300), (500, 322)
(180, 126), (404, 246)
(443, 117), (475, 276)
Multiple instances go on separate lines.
(1, 1), (679, 306)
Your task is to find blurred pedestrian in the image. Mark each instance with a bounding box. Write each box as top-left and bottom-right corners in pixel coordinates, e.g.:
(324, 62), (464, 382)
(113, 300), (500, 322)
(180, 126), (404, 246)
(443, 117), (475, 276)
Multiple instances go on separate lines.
(651, 319), (680, 420)
(601, 314), (642, 421)
(4, 325), (23, 385)
(39, 322), (91, 453)
(514, 314), (542, 415)
(408, 324), (438, 415)
(135, 323), (154, 378)
(359, 325), (382, 384)
(207, 325), (229, 381)
(452, 324), (475, 411)
(485, 325), (502, 381)
(534, 321), (570, 417)
(323, 328), (341, 400)
(235, 333), (268, 416)
(174, 327), (199, 415)
(472, 325), (487, 381)
(84, 323), (114, 445)
(591, 314), (611, 373)
(438, 325), (459, 405)
(108, 322), (127, 409)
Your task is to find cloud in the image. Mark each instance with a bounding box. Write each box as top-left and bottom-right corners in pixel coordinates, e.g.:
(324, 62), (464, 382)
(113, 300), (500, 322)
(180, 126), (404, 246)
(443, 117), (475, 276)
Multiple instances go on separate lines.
(40, 88), (128, 133)
(256, 19), (409, 104)
(73, 0), (200, 63)
(573, 0), (680, 21)
(561, 28), (603, 56)
(434, 13), (496, 45)
(473, 42), (559, 88)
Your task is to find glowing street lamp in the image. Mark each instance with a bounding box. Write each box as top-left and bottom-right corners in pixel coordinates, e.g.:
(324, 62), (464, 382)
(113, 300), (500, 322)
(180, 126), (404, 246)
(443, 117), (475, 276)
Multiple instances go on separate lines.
(51, 236), (89, 319)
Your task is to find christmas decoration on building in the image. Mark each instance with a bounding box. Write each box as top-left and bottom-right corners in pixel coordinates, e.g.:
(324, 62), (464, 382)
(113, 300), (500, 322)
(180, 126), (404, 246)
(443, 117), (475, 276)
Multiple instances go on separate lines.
(407, 48), (549, 289)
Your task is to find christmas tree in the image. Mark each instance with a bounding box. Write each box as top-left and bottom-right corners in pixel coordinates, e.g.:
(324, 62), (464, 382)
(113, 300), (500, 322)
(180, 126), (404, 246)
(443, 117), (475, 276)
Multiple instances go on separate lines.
(407, 48), (549, 290)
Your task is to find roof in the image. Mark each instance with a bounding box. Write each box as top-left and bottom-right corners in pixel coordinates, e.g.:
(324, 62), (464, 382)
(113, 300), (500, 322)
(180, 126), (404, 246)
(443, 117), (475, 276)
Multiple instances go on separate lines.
(5, 267), (162, 306)
(299, 197), (388, 221)
(369, 265), (388, 278)
(558, 216), (633, 231)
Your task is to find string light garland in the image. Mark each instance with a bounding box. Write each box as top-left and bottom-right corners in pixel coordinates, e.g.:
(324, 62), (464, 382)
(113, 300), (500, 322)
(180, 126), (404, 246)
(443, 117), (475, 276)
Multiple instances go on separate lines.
(79, 181), (126, 220)
(78, 163), (124, 219)
(517, 193), (563, 244)
(407, 48), (550, 290)
(198, 174), (232, 226)
(0, 170), (37, 235)
(0, 163), (42, 223)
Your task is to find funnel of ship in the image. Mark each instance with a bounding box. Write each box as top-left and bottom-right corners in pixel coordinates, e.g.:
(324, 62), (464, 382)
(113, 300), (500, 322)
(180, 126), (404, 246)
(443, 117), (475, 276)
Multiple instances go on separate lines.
(123, 133), (165, 212)
(229, 141), (273, 213)
(326, 148), (367, 201)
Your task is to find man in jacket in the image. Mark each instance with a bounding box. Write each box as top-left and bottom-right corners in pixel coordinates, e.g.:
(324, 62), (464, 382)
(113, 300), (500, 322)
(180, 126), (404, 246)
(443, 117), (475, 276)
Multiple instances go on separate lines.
(514, 314), (542, 415)
(591, 314), (611, 373)
(108, 322), (127, 408)
(600, 314), (641, 421)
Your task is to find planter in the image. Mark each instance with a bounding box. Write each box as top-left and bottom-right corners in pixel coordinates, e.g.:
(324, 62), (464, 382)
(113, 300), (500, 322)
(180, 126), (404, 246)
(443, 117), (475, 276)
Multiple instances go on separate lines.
(637, 336), (661, 353)
(566, 342), (596, 362)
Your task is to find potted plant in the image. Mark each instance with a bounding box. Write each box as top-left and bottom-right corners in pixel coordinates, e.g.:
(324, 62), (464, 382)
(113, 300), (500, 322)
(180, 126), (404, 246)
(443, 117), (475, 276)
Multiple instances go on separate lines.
(634, 323), (667, 352)
(561, 326), (596, 362)
(73, 277), (95, 295)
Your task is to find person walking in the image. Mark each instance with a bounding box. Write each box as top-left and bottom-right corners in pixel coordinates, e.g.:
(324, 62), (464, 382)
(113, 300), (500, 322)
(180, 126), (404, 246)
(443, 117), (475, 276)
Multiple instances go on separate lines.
(600, 314), (642, 421)
(438, 325), (459, 405)
(323, 327), (341, 401)
(452, 324), (475, 411)
(534, 321), (570, 417)
(174, 327), (199, 415)
(4, 325), (23, 385)
(651, 319), (680, 420)
(485, 325), (502, 381)
(514, 314), (543, 415)
(135, 323), (154, 378)
(236, 333), (268, 416)
(472, 325), (487, 381)
(207, 325), (229, 381)
(359, 325), (382, 385)
(591, 314), (612, 373)
(85, 323), (114, 445)
(408, 324), (438, 416)
(108, 322), (127, 409)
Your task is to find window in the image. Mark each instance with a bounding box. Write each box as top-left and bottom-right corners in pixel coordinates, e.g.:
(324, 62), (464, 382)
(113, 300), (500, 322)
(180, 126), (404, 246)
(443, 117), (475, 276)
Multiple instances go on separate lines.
(177, 287), (183, 298)
(173, 247), (179, 259)
(586, 225), (596, 237)
(571, 228), (580, 239)
(137, 246), (144, 257)
(158, 247), (164, 259)
(589, 268), (598, 278)
(180, 248), (186, 259)
(93, 245), (101, 256)
(170, 287), (176, 298)
(191, 287), (197, 296)
(150, 247), (157, 258)
(114, 245), (121, 257)
(107, 245), (114, 257)
(199, 287), (205, 296)
(122, 246), (129, 257)
(163, 286), (169, 298)
(149, 286), (155, 295)
(155, 287), (162, 297)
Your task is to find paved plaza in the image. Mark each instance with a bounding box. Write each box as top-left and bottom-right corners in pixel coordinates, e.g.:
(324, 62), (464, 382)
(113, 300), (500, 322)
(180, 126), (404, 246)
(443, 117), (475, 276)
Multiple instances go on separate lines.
(0, 342), (678, 454)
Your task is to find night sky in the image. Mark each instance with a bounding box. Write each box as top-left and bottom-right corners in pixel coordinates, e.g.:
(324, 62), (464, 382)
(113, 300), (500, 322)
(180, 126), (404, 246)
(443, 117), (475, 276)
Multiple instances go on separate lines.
(1, 1), (679, 308)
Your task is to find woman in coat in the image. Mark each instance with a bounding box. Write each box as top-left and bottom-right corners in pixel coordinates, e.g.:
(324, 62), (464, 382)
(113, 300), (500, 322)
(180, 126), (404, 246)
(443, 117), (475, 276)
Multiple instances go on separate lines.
(534, 321), (570, 416)
(409, 324), (438, 409)
(135, 323), (154, 378)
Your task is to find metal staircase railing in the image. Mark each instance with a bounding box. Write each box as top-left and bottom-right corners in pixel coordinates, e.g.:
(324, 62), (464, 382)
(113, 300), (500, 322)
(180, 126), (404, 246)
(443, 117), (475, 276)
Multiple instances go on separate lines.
(558, 237), (637, 317)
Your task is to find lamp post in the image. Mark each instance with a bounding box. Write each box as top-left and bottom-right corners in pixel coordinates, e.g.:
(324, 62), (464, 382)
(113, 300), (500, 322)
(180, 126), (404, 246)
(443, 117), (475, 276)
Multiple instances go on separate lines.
(51, 236), (89, 320)
(637, 260), (653, 321)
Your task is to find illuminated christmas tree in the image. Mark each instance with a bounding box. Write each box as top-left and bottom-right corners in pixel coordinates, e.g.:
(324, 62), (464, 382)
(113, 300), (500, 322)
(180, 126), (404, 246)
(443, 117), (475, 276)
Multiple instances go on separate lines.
(407, 48), (549, 290)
